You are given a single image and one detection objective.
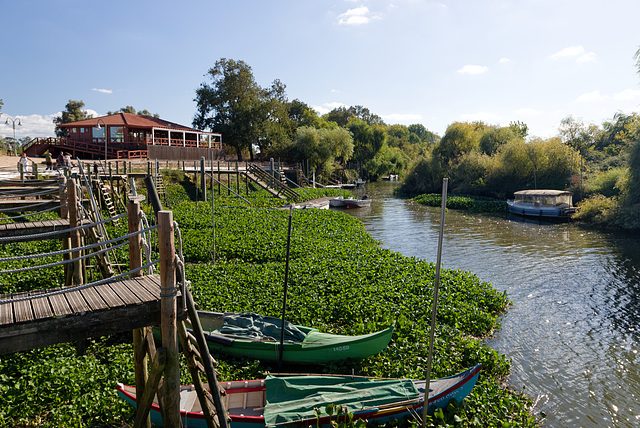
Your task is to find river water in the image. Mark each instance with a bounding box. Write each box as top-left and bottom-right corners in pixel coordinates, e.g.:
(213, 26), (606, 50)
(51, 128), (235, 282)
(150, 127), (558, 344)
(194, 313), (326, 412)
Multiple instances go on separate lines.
(343, 182), (640, 428)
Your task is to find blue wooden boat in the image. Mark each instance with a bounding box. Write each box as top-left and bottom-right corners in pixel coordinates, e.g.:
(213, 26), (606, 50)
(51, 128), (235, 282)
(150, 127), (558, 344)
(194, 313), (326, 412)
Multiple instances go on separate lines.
(116, 364), (481, 427)
(507, 189), (575, 218)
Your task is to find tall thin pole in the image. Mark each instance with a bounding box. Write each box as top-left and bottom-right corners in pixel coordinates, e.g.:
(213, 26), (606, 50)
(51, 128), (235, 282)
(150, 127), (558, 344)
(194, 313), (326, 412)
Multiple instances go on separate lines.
(278, 206), (294, 367)
(422, 178), (448, 425)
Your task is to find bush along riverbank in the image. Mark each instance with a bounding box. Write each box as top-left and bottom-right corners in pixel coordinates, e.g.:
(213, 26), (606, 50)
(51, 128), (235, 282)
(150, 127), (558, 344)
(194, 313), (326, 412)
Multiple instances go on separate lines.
(414, 193), (509, 214)
(0, 184), (538, 427)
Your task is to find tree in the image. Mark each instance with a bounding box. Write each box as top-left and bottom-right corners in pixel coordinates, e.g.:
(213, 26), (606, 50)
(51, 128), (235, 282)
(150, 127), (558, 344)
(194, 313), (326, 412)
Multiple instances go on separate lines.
(348, 117), (386, 162)
(53, 100), (92, 137)
(194, 58), (280, 161)
(479, 126), (519, 156)
(323, 105), (385, 127)
(107, 106), (159, 118)
(292, 126), (353, 175)
(435, 122), (485, 165)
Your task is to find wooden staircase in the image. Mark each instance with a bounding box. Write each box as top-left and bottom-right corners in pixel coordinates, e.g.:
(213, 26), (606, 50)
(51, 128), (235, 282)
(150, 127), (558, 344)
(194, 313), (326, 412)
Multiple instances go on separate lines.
(155, 174), (167, 206)
(97, 179), (119, 224)
(243, 164), (299, 200)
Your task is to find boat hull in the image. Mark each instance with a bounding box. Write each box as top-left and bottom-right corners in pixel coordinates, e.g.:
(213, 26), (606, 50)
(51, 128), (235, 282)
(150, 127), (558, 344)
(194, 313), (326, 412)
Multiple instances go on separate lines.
(154, 312), (394, 364)
(116, 364), (481, 428)
(203, 324), (394, 363)
(507, 200), (575, 218)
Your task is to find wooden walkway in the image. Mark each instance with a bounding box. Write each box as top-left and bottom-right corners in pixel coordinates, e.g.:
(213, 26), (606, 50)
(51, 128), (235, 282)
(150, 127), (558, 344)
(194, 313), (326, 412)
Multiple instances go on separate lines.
(0, 274), (182, 355)
(0, 218), (73, 241)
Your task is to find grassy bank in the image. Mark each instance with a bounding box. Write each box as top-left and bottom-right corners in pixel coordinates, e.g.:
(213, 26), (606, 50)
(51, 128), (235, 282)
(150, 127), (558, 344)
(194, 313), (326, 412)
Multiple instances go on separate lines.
(0, 182), (537, 427)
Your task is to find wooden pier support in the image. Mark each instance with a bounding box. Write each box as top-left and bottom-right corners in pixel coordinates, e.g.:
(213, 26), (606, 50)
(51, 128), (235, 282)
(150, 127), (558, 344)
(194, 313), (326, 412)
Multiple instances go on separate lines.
(158, 211), (180, 428)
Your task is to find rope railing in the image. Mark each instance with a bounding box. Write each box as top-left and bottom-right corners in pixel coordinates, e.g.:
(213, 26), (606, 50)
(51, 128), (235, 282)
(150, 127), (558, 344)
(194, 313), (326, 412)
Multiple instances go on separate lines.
(0, 187), (61, 199)
(0, 212), (128, 242)
(0, 182), (63, 194)
(0, 259), (160, 305)
(0, 202), (67, 222)
(0, 223), (158, 263)
(0, 199), (59, 213)
(0, 240), (129, 274)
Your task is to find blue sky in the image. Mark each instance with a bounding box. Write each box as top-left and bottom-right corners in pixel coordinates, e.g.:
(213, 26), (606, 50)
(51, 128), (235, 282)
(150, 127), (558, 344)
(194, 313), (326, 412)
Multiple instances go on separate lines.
(2, 0), (640, 142)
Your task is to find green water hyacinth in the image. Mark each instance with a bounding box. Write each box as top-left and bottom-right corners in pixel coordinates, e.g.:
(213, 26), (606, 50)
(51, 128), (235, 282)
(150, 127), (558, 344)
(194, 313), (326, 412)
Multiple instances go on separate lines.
(0, 183), (538, 427)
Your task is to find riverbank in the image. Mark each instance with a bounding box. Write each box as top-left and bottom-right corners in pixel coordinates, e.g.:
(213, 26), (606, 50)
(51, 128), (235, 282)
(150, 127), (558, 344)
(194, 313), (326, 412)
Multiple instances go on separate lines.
(0, 182), (538, 426)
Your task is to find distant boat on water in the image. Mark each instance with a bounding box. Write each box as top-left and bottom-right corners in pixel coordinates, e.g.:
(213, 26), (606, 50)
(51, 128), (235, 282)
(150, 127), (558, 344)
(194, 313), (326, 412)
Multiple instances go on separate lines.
(329, 195), (371, 209)
(507, 189), (575, 218)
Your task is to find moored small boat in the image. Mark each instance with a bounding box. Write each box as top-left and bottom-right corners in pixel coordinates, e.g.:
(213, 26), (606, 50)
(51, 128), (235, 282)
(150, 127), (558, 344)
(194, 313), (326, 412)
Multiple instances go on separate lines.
(116, 364), (482, 428)
(507, 189), (575, 218)
(329, 196), (371, 209)
(181, 312), (393, 364)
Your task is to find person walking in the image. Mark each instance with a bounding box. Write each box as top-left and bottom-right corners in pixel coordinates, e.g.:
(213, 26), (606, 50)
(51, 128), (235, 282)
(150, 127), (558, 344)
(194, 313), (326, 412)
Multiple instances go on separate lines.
(56, 152), (64, 169)
(45, 153), (53, 170)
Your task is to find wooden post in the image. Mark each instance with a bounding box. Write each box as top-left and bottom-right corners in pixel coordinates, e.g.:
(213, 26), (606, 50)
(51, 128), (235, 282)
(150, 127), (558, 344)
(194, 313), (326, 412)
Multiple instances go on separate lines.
(59, 176), (69, 282)
(32, 163), (38, 181)
(128, 201), (150, 428)
(200, 156), (206, 201)
(67, 178), (83, 286)
(158, 211), (180, 427)
(235, 162), (239, 195)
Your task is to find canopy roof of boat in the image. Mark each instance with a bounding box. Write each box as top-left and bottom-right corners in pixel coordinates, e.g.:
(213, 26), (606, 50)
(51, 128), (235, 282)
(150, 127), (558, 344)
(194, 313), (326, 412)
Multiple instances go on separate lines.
(514, 189), (571, 196)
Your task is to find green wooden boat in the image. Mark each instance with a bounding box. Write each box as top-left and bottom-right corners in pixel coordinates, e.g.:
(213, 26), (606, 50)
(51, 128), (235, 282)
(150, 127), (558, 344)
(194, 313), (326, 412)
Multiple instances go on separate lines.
(190, 311), (393, 364)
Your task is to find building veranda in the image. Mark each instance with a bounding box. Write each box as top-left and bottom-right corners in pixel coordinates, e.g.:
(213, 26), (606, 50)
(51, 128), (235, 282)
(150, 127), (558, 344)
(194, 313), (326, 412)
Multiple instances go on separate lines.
(23, 113), (223, 160)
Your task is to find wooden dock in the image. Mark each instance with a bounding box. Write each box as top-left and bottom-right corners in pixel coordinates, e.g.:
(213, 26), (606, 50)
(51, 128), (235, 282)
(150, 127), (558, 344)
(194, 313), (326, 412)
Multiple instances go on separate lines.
(0, 218), (75, 241)
(0, 274), (182, 355)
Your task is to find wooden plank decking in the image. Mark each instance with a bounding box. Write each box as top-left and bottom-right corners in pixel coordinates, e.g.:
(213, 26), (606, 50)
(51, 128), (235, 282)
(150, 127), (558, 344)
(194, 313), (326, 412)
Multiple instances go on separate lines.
(0, 274), (182, 355)
(0, 218), (73, 241)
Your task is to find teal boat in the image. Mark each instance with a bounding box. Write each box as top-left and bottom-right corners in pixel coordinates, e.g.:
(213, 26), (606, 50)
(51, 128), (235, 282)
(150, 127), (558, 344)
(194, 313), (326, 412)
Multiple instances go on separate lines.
(117, 364), (482, 428)
(190, 311), (393, 364)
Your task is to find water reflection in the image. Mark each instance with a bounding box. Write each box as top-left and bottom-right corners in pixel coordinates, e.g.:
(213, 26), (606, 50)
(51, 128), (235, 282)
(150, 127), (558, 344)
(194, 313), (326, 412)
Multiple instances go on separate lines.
(345, 182), (640, 427)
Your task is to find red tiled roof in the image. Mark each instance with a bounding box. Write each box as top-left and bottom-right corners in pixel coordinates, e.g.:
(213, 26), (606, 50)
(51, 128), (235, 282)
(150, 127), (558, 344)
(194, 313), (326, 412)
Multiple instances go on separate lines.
(57, 113), (200, 132)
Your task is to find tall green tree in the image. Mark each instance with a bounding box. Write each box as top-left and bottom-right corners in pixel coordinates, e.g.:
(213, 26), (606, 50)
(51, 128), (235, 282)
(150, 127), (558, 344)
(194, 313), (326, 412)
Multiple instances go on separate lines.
(107, 106), (159, 118)
(53, 100), (92, 137)
(292, 126), (353, 175)
(348, 117), (386, 162)
(194, 58), (283, 161)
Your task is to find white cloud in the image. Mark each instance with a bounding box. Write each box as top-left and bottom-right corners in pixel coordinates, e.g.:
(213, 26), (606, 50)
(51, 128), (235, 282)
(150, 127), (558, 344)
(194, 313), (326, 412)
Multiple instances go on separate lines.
(92, 88), (113, 94)
(612, 89), (640, 101)
(514, 108), (543, 117)
(337, 6), (379, 26)
(499, 58), (510, 63)
(457, 65), (488, 75)
(0, 109), (102, 139)
(0, 113), (58, 139)
(575, 90), (605, 103)
(549, 45), (596, 63)
(382, 113), (423, 124)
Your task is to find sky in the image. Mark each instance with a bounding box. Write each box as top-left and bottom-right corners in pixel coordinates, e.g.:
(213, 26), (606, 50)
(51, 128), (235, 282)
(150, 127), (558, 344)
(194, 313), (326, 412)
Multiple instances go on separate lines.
(2, 0), (640, 142)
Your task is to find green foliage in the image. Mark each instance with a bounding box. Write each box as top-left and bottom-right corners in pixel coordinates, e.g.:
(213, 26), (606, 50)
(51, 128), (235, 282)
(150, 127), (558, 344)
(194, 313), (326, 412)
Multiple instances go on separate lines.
(585, 167), (626, 197)
(414, 194), (508, 213)
(0, 185), (536, 427)
(53, 100), (92, 138)
(107, 106), (159, 118)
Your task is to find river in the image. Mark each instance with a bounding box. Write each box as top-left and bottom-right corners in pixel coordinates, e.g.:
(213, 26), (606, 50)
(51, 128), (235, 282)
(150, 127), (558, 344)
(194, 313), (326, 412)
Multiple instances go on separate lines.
(342, 181), (640, 428)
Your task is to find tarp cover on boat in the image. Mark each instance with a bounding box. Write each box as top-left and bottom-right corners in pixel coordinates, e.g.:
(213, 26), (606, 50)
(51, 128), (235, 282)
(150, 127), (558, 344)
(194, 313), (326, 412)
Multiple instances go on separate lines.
(218, 313), (307, 342)
(263, 375), (419, 426)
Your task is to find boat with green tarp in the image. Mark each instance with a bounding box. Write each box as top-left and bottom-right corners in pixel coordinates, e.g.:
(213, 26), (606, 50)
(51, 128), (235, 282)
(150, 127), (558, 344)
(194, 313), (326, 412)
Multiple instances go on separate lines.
(182, 311), (394, 364)
(117, 364), (482, 427)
